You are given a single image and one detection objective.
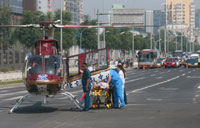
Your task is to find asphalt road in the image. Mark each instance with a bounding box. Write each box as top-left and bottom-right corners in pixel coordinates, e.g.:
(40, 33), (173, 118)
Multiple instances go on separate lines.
(1, 67), (200, 128)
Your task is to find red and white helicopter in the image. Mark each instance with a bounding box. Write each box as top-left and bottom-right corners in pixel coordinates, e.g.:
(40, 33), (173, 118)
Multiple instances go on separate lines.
(0, 21), (111, 113)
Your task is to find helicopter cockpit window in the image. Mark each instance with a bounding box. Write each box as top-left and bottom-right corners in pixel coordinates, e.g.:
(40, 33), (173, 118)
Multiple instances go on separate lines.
(44, 56), (61, 75)
(27, 56), (42, 76)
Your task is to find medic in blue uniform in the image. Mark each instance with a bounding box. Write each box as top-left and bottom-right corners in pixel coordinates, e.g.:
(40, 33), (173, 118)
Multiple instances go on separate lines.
(81, 63), (92, 111)
(107, 69), (125, 108)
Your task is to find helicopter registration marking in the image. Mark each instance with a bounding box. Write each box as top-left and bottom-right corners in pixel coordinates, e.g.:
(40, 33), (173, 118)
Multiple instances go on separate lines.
(37, 74), (48, 81)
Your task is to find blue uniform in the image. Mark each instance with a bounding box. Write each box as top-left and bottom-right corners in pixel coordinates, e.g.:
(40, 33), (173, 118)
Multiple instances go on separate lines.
(110, 69), (125, 108)
(82, 69), (92, 111)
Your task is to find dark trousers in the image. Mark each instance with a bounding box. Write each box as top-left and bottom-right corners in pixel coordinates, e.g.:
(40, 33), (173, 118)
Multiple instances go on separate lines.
(198, 63), (200, 68)
(83, 87), (91, 110)
(124, 88), (127, 104)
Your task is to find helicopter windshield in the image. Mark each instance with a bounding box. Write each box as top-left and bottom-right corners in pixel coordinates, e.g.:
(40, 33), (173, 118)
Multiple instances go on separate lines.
(44, 55), (61, 75)
(27, 56), (42, 75)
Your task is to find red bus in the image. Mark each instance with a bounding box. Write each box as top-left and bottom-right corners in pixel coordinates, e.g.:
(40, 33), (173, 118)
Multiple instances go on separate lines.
(137, 49), (157, 69)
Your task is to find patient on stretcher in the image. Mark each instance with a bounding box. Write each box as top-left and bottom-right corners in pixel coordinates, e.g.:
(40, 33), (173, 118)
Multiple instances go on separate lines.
(92, 82), (109, 89)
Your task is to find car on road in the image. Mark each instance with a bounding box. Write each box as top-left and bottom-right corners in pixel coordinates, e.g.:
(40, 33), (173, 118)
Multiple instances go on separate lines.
(185, 58), (198, 68)
(164, 57), (180, 68)
(156, 58), (163, 68)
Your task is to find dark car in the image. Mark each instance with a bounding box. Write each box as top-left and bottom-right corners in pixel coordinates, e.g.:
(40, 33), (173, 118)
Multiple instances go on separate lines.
(185, 59), (198, 68)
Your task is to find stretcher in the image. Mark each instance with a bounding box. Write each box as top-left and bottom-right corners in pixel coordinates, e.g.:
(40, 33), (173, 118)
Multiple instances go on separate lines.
(91, 82), (112, 109)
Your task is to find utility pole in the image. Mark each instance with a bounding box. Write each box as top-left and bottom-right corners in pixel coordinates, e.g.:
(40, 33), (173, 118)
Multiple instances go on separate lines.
(132, 29), (135, 58)
(176, 35), (178, 51)
(150, 33), (152, 49)
(181, 32), (183, 51)
(164, 28), (167, 56)
(60, 0), (63, 54)
(159, 29), (161, 52)
(97, 10), (100, 49)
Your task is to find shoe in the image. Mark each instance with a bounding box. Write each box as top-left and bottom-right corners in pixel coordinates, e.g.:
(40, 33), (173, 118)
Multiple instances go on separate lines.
(82, 108), (89, 111)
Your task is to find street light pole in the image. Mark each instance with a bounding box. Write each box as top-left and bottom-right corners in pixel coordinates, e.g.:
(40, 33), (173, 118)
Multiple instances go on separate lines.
(97, 10), (100, 49)
(150, 33), (152, 49)
(159, 29), (161, 52)
(60, 0), (63, 54)
(164, 28), (167, 56)
(132, 30), (135, 58)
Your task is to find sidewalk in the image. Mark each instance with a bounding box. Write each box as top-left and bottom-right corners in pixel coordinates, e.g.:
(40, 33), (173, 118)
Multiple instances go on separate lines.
(0, 71), (22, 81)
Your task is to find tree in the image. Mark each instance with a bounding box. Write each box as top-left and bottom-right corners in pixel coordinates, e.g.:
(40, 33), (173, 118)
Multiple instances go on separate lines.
(54, 9), (76, 50)
(0, 0), (12, 49)
(77, 17), (98, 50)
(14, 11), (47, 48)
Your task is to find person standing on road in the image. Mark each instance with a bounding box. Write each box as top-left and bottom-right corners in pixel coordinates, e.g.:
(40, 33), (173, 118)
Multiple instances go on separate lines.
(117, 65), (125, 99)
(118, 62), (128, 104)
(107, 69), (125, 108)
(81, 63), (92, 111)
(198, 58), (200, 68)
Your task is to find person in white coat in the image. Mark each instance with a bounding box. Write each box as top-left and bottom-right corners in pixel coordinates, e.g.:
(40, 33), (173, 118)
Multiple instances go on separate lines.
(116, 65), (125, 98)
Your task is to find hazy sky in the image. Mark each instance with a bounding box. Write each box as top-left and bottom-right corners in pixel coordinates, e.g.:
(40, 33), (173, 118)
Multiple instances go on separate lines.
(83, 0), (200, 19)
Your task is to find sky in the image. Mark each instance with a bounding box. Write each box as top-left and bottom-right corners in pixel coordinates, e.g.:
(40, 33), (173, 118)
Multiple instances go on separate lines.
(83, 0), (200, 19)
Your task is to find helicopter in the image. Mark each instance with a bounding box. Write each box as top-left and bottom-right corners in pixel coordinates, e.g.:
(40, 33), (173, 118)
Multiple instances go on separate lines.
(0, 21), (111, 113)
(1, 21), (158, 113)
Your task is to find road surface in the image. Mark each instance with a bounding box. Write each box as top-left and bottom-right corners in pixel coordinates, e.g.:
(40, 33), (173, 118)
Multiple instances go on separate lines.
(1, 67), (200, 128)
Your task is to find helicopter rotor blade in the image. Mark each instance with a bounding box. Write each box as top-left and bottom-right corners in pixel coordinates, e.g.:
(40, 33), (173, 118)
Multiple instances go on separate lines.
(0, 24), (41, 28)
(55, 24), (160, 28)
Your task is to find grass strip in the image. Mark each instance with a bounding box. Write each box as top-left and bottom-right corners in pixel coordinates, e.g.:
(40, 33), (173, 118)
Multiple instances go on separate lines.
(0, 80), (23, 85)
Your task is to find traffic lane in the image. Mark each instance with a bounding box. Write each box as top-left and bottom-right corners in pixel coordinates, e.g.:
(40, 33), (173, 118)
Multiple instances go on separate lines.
(0, 69), (199, 128)
(127, 69), (200, 105)
(126, 68), (185, 80)
(121, 69), (200, 128)
(125, 68), (193, 93)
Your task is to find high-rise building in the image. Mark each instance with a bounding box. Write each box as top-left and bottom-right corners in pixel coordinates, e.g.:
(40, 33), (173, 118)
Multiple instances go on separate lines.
(0, 0), (23, 14)
(36, 0), (52, 14)
(23, 0), (36, 12)
(195, 9), (200, 28)
(65, 0), (81, 25)
(166, 0), (195, 30)
(153, 10), (166, 33)
(52, 0), (82, 25)
(145, 10), (154, 33)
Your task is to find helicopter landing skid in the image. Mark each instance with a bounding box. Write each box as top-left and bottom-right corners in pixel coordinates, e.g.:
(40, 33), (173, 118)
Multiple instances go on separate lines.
(9, 94), (30, 114)
(61, 91), (83, 110)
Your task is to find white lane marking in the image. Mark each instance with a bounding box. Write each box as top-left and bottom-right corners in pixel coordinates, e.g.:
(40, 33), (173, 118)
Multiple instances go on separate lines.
(126, 77), (146, 83)
(128, 72), (136, 75)
(181, 73), (186, 76)
(71, 90), (83, 94)
(179, 70), (184, 72)
(154, 71), (158, 73)
(130, 76), (180, 93)
(0, 90), (27, 98)
(0, 85), (24, 90)
(198, 86), (200, 89)
(160, 87), (178, 91)
(3, 96), (23, 101)
(187, 76), (200, 79)
(150, 74), (156, 77)
(167, 70), (171, 72)
(146, 98), (163, 101)
(0, 90), (9, 93)
(188, 71), (192, 74)
(156, 77), (163, 80)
